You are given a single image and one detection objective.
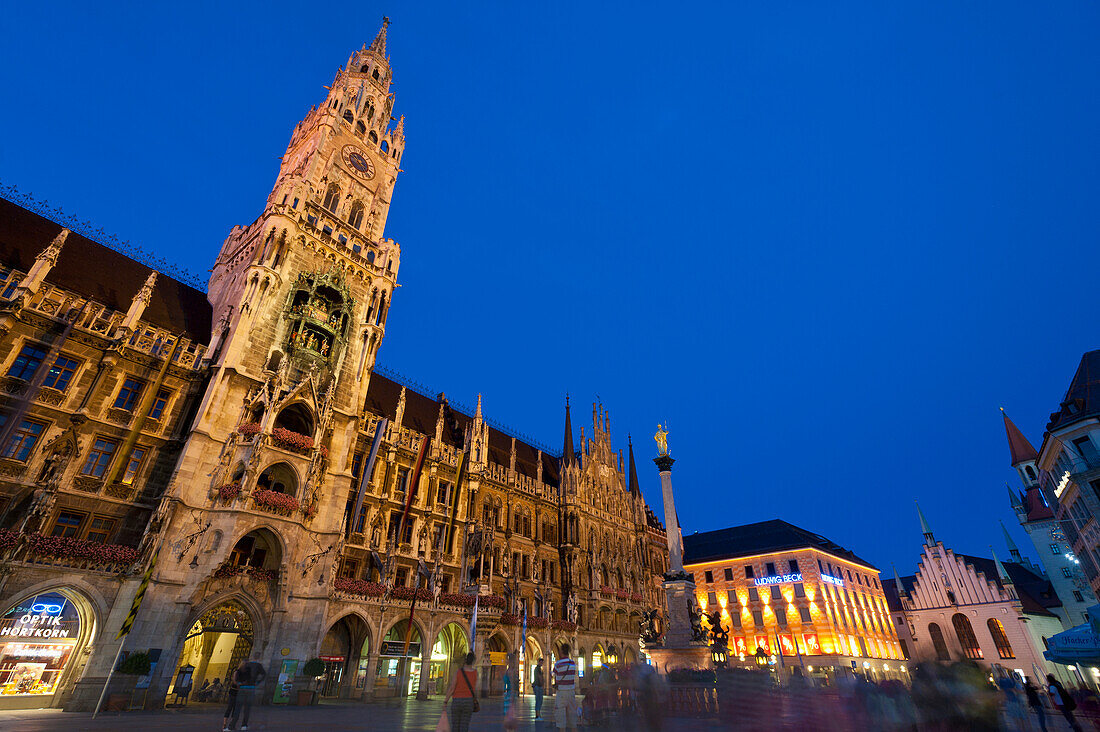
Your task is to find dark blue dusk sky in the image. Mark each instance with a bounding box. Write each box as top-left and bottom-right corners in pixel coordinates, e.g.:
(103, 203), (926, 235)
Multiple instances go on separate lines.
(2, 2), (1099, 576)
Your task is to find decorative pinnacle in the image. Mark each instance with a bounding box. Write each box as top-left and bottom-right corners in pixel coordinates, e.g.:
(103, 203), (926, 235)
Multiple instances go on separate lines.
(135, 271), (158, 304)
(369, 16), (390, 56)
(37, 228), (69, 265)
(916, 501), (934, 544)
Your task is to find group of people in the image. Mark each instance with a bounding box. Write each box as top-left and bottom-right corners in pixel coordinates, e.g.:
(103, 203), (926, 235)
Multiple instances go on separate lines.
(443, 644), (662, 732)
(217, 658), (266, 732)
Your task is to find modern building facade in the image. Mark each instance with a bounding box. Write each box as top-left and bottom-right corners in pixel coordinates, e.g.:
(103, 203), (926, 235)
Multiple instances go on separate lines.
(883, 508), (1072, 684)
(682, 520), (905, 684)
(0, 21), (668, 711)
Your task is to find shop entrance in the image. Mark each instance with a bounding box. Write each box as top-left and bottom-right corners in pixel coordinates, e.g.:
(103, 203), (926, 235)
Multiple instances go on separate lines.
(425, 623), (469, 696)
(0, 590), (88, 709)
(319, 614), (369, 699)
(169, 601), (253, 700)
(522, 636), (542, 695)
(485, 633), (509, 696)
(375, 620), (421, 697)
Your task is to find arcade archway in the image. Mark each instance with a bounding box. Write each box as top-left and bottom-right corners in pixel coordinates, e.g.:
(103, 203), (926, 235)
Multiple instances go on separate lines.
(376, 619), (422, 697)
(0, 588), (96, 710)
(319, 614), (369, 699)
(169, 601), (254, 696)
(424, 622), (469, 696)
(485, 632), (510, 695)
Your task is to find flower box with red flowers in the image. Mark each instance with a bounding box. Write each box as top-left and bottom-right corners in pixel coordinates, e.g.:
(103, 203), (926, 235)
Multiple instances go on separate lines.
(529, 617), (549, 629)
(333, 578), (385, 597)
(214, 563), (278, 581)
(600, 586), (615, 597)
(25, 533), (139, 566)
(238, 422), (261, 437)
(252, 489), (300, 514)
(0, 528), (20, 552)
(438, 593), (477, 608)
(615, 589), (628, 600)
(629, 592), (644, 603)
(217, 482), (241, 502)
(500, 613), (520, 626)
(391, 586), (432, 602)
(480, 594), (506, 609)
(551, 620), (578, 632)
(270, 427), (314, 455)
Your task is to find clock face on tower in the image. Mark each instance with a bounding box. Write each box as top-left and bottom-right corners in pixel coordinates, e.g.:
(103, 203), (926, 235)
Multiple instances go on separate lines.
(341, 144), (375, 180)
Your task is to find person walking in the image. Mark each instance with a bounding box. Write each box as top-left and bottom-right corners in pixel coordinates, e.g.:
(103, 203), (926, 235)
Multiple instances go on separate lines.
(533, 658), (546, 720)
(444, 652), (478, 732)
(227, 658), (266, 731)
(552, 644), (579, 732)
(1023, 680), (1048, 732)
(1046, 674), (1082, 732)
(222, 672), (239, 732)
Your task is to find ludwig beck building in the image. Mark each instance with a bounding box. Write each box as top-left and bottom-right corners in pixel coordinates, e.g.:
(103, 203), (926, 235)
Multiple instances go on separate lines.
(0, 21), (668, 710)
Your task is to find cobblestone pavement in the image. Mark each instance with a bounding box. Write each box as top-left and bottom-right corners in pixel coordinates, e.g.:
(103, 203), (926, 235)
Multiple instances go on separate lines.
(0, 695), (1086, 731)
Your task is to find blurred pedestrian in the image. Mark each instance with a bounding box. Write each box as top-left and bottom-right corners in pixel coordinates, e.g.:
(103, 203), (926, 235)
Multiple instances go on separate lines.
(533, 658), (545, 719)
(1023, 679), (1048, 732)
(444, 652), (478, 732)
(222, 672), (238, 732)
(227, 658), (266, 731)
(1046, 674), (1082, 732)
(553, 644), (579, 731)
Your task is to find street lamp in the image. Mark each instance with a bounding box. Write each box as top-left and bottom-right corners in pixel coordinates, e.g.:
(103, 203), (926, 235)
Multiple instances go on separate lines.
(754, 647), (769, 667)
(711, 642), (728, 670)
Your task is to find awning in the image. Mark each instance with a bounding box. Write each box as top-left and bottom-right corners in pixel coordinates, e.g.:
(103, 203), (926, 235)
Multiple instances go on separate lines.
(1043, 605), (1100, 665)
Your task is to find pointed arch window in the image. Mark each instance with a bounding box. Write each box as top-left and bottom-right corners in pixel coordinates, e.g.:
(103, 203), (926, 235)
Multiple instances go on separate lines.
(348, 202), (365, 229)
(928, 622), (950, 660)
(323, 185), (341, 213)
(951, 613), (983, 660)
(343, 110), (354, 124)
(369, 130), (379, 144)
(987, 618), (1015, 659)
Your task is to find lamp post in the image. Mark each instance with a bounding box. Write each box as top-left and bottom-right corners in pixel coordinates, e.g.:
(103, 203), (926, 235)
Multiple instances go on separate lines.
(754, 647), (768, 668)
(711, 642), (728, 670)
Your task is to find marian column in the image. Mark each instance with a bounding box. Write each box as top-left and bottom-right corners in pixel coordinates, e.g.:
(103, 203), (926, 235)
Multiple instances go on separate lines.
(646, 425), (709, 669)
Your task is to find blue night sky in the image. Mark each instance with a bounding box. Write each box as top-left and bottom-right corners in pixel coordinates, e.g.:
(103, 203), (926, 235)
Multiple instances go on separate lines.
(2, 2), (1099, 576)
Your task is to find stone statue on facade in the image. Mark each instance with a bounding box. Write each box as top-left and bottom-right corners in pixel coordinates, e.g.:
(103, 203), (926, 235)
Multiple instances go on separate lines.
(566, 592), (578, 624)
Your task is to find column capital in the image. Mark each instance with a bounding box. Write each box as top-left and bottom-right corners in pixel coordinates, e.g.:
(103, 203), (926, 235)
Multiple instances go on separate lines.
(653, 456), (675, 472)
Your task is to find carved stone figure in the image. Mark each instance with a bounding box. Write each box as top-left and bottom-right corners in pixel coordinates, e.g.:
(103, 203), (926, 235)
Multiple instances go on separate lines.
(688, 597), (707, 642)
(640, 608), (663, 644)
(706, 609), (729, 647)
(566, 593), (578, 624)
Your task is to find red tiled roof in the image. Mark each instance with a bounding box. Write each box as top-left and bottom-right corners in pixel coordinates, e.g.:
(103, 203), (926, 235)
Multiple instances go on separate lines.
(1001, 409), (1039, 466)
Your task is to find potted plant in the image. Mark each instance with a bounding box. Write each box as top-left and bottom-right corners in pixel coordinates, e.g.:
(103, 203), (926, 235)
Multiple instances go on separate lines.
(299, 658), (325, 706)
(104, 652), (152, 711)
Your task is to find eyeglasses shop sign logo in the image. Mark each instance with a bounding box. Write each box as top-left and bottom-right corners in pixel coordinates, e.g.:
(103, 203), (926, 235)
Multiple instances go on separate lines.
(1, 603), (70, 639)
(753, 573), (802, 586)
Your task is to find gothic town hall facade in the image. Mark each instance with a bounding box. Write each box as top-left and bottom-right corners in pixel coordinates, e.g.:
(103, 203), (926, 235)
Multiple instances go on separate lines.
(0, 21), (668, 710)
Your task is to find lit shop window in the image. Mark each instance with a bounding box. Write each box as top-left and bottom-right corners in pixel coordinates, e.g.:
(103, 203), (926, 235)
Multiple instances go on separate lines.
(0, 592), (81, 698)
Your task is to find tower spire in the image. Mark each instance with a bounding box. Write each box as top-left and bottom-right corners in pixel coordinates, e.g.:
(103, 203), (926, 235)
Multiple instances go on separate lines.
(369, 16), (390, 56)
(561, 395), (576, 467)
(892, 563), (908, 598)
(916, 501), (935, 545)
(628, 435), (640, 496)
(1001, 408), (1039, 466)
(991, 546), (1015, 586)
(1007, 483), (1024, 509)
(1001, 520), (1023, 562)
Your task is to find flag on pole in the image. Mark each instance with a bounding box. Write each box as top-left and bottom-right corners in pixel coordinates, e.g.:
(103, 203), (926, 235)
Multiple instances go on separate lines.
(118, 550), (158, 639)
(446, 451), (467, 553)
(521, 606), (527, 662)
(469, 594), (479, 654)
(347, 418), (388, 538)
(397, 435), (429, 543)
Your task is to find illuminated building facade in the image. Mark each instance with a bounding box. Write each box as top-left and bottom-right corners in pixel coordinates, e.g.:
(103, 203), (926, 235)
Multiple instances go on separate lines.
(0, 21), (668, 711)
(1002, 410), (1096, 626)
(883, 508), (1072, 684)
(682, 520), (905, 682)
